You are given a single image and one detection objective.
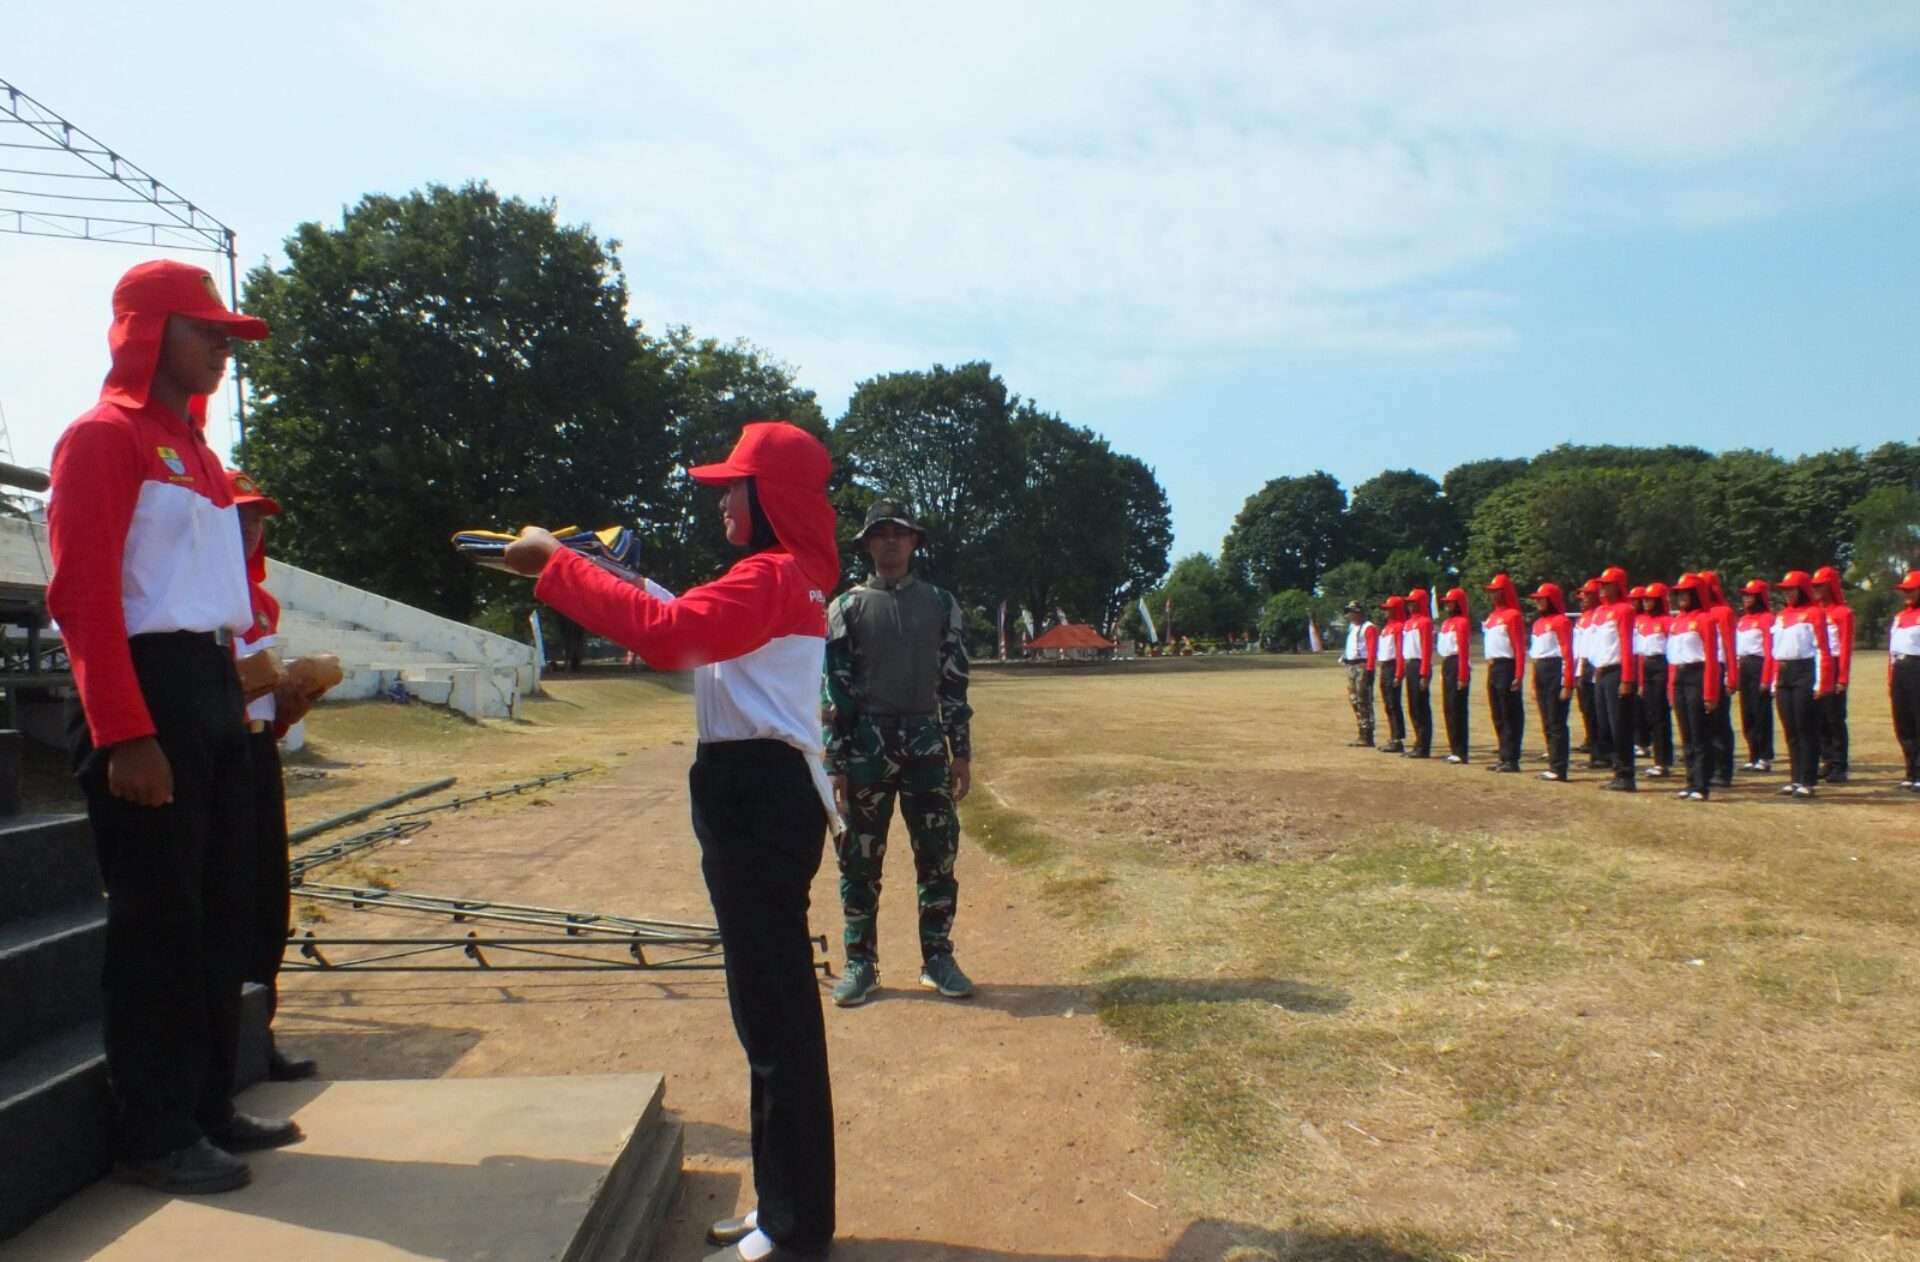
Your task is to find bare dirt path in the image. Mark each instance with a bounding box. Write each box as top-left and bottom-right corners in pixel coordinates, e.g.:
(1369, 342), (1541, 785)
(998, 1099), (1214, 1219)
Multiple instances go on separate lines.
(275, 744), (1187, 1261)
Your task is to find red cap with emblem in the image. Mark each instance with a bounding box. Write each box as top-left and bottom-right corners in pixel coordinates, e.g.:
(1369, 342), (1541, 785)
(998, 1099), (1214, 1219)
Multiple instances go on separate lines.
(228, 469), (281, 516)
(99, 259), (270, 423)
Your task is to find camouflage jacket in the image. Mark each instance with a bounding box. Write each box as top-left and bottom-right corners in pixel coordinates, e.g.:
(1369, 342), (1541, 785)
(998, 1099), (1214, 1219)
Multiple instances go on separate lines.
(822, 572), (972, 773)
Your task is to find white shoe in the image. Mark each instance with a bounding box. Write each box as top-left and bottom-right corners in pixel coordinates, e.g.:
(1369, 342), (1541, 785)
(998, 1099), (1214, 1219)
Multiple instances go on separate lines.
(1686, 791), (1707, 802)
(1755, 760), (1771, 773)
(1793, 785), (1814, 799)
(1539, 771), (1565, 781)
(1778, 784), (1798, 796)
(1899, 780), (1914, 790)
(1445, 754), (1462, 764)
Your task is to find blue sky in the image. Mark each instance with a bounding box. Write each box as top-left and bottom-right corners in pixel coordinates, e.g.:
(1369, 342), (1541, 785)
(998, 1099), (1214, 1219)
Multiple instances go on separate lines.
(4, 3), (1917, 562)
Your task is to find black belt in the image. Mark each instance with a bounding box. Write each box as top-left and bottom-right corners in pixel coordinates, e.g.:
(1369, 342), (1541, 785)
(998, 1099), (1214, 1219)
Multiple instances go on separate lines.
(131, 628), (234, 648)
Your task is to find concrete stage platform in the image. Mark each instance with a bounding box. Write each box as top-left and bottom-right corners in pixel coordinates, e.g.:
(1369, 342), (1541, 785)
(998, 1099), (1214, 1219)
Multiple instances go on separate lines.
(8, 1074), (682, 1262)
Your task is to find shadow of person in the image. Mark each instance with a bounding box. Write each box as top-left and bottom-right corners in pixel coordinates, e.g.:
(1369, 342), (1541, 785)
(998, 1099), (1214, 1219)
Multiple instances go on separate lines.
(842, 975), (1350, 1020)
(824, 1218), (1456, 1262)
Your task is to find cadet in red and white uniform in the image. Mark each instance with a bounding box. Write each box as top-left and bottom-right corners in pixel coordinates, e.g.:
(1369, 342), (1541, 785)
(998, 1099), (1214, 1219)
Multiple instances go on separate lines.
(46, 261), (301, 1193)
(1812, 565), (1855, 783)
(1635, 582), (1674, 779)
(1587, 566), (1640, 791)
(1770, 571), (1834, 799)
(1481, 573), (1527, 773)
(1735, 579), (1777, 772)
(1573, 578), (1604, 763)
(1376, 596), (1408, 754)
(1401, 588), (1436, 759)
(1665, 575), (1723, 801)
(1695, 571), (1740, 786)
(1890, 572), (1920, 790)
(506, 422), (841, 1258)
(1436, 587), (1472, 764)
(1528, 582), (1576, 781)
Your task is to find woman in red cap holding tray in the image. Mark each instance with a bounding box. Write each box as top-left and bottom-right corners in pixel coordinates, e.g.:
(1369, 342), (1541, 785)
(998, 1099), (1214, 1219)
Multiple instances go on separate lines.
(1527, 582), (1576, 781)
(1735, 579), (1777, 772)
(1635, 582), (1675, 779)
(1481, 573), (1527, 772)
(507, 421), (841, 1261)
(1770, 570), (1835, 800)
(1376, 595), (1408, 755)
(1812, 565), (1855, 783)
(1890, 571), (1920, 791)
(1665, 575), (1722, 800)
(1436, 587), (1472, 764)
(47, 260), (302, 1193)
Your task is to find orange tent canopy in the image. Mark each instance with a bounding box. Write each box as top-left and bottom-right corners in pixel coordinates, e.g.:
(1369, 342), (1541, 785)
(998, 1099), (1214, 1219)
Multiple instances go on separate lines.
(1025, 623), (1116, 650)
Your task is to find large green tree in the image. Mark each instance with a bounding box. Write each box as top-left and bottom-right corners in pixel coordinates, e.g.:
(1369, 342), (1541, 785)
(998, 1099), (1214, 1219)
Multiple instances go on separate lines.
(1220, 472), (1347, 596)
(238, 182), (670, 621)
(1346, 469), (1459, 568)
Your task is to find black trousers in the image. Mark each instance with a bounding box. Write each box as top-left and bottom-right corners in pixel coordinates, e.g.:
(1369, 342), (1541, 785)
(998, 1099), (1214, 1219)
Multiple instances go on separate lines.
(1405, 668), (1433, 756)
(71, 632), (253, 1160)
(689, 740), (835, 1251)
(1893, 657), (1920, 782)
(1819, 688), (1850, 776)
(1593, 665), (1635, 782)
(1639, 659), (1673, 770)
(245, 729), (291, 1026)
(1379, 665), (1406, 742)
(1775, 659), (1822, 788)
(1708, 670), (1737, 783)
(1532, 658), (1570, 778)
(1575, 675), (1598, 754)
(1485, 658), (1523, 767)
(1671, 663), (1712, 796)
(1440, 656), (1470, 760)
(1738, 655), (1775, 763)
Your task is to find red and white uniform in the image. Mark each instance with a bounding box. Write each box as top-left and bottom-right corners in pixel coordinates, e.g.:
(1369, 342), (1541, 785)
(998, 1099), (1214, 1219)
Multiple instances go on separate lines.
(1400, 603), (1435, 682)
(1892, 608), (1920, 662)
(1482, 576), (1525, 669)
(47, 405), (251, 747)
(1736, 608), (1777, 689)
(1437, 613), (1471, 684)
(1821, 599), (1856, 687)
(1664, 609), (1722, 706)
(1377, 615), (1403, 677)
(1582, 600), (1640, 685)
(1633, 610), (1670, 662)
(1771, 604), (1834, 694)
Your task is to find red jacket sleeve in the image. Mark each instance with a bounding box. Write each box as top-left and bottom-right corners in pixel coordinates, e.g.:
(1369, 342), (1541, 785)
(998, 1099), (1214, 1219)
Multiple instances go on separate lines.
(1703, 618), (1721, 706)
(533, 546), (788, 670)
(1811, 607), (1835, 695)
(1363, 623), (1378, 672)
(1418, 619), (1435, 681)
(1614, 605), (1639, 686)
(1833, 606), (1854, 686)
(1554, 616), (1574, 670)
(46, 418), (155, 747)
(1457, 618), (1471, 685)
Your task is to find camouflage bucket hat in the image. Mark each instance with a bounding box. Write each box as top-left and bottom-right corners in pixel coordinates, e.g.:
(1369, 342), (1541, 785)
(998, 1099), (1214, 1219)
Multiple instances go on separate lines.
(857, 498), (922, 540)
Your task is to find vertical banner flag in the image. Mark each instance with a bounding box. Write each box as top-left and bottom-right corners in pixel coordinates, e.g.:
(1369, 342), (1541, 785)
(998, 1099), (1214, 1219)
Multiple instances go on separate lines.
(1307, 618), (1323, 653)
(1020, 608), (1036, 639)
(997, 600), (1008, 661)
(1165, 597), (1173, 643)
(1138, 597), (1158, 643)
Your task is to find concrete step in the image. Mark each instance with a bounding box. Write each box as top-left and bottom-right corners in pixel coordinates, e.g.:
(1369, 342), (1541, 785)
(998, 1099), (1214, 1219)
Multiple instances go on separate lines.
(0, 1020), (109, 1241)
(11, 1073), (682, 1260)
(0, 814), (98, 928)
(0, 904), (106, 1062)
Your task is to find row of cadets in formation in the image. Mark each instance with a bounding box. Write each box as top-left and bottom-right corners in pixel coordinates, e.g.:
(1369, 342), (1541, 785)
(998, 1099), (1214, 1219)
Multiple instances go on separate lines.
(1355, 568), (1920, 802)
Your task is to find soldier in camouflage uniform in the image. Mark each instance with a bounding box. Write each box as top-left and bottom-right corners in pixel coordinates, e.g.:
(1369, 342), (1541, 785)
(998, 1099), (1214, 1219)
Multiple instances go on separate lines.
(823, 499), (973, 1007)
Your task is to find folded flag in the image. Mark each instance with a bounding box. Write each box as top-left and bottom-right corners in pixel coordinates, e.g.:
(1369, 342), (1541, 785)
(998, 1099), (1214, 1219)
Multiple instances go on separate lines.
(452, 525), (642, 580)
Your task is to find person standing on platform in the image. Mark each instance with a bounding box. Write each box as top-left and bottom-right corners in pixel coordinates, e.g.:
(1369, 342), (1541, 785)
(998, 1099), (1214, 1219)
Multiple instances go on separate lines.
(46, 260), (303, 1195)
(1665, 574), (1723, 802)
(1376, 596), (1408, 755)
(1401, 587), (1436, 759)
(1339, 601), (1379, 747)
(1889, 572), (1920, 791)
(229, 471), (318, 1083)
(1696, 571), (1740, 787)
(1770, 570), (1834, 800)
(1528, 582), (1576, 782)
(1812, 565), (1855, 783)
(1587, 566), (1640, 792)
(824, 499), (975, 1008)
(1436, 587), (1472, 764)
(1635, 582), (1675, 780)
(1573, 579), (1604, 764)
(506, 421), (842, 1261)
(1736, 579), (1777, 772)
(1481, 573), (1527, 773)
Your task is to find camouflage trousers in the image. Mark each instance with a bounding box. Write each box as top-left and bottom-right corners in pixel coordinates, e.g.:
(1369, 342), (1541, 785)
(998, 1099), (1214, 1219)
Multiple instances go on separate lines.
(833, 716), (959, 967)
(1345, 663), (1375, 743)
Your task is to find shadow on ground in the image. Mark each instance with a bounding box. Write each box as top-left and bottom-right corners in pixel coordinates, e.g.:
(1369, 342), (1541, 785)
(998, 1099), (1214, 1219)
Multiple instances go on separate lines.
(831, 975), (1350, 1020)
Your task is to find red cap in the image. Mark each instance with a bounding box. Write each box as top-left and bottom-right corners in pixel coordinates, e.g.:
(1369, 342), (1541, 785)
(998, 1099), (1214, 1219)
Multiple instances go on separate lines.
(228, 469), (281, 516)
(1579, 578), (1601, 595)
(1483, 573), (1511, 591)
(1779, 569), (1814, 591)
(1645, 581), (1668, 599)
(113, 260), (269, 340)
(1598, 565), (1629, 588)
(688, 420), (829, 488)
(1443, 586), (1467, 610)
(1811, 565), (1843, 589)
(1628, 585), (1646, 600)
(1528, 582), (1560, 601)
(1899, 571), (1920, 592)
(1741, 578), (1769, 596)
(1380, 595), (1406, 612)
(1673, 573), (1703, 591)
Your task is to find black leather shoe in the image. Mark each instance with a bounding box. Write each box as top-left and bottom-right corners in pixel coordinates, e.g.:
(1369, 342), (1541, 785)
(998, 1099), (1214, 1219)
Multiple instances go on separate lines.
(268, 1048), (318, 1081)
(708, 1212), (756, 1246)
(1600, 779), (1638, 793)
(208, 1112), (304, 1153)
(117, 1138), (250, 1194)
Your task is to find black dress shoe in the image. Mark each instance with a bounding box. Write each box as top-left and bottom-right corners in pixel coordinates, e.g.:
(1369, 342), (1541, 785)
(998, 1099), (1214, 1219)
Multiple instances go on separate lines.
(708, 1212), (756, 1246)
(208, 1112), (304, 1153)
(1600, 778), (1638, 793)
(117, 1138), (250, 1194)
(268, 1048), (318, 1081)
(1405, 751), (1431, 759)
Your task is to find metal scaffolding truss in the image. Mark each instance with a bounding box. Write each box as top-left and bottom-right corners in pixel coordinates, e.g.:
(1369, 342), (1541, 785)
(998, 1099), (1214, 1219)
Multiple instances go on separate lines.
(0, 77), (235, 256)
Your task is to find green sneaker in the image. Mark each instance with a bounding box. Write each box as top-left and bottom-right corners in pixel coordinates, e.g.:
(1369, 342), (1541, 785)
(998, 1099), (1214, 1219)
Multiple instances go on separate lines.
(832, 958), (878, 1007)
(919, 953), (974, 998)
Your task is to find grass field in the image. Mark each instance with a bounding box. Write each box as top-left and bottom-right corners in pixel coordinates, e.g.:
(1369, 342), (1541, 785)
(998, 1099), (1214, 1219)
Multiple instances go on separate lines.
(278, 655), (1920, 1260)
(964, 654), (1920, 1261)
